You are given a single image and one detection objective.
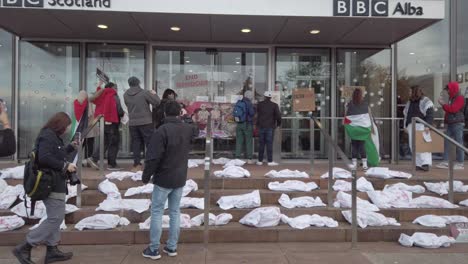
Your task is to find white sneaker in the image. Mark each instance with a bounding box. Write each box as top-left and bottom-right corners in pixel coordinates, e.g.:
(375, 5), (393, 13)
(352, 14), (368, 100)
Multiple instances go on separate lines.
(436, 162), (449, 169)
(267, 162), (279, 166)
(256, 161), (263, 166)
(454, 163), (465, 170)
(247, 159), (255, 165)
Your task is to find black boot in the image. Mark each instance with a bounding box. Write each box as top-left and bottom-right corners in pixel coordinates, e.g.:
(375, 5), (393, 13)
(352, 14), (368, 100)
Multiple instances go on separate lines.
(12, 241), (35, 264)
(44, 246), (73, 264)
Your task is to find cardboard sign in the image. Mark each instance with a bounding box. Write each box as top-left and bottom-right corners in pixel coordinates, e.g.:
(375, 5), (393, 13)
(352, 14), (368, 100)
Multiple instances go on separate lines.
(340, 86), (366, 100)
(292, 88), (315, 112)
(415, 131), (444, 153)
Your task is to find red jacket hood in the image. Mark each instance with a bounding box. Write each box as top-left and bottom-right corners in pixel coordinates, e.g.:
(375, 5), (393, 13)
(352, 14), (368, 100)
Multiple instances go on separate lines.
(447, 82), (460, 98)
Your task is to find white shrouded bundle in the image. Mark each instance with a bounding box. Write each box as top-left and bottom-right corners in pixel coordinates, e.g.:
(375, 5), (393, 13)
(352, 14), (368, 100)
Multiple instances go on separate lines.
(75, 214), (130, 231)
(66, 184), (89, 201)
(188, 159), (205, 168)
(98, 179), (121, 199)
(191, 213), (233, 226)
(11, 199), (46, 219)
(180, 197), (205, 210)
(124, 179), (198, 197)
(399, 232), (455, 248)
(320, 167), (352, 179)
(268, 180), (318, 192)
(412, 215), (468, 228)
(424, 181), (468, 196)
(96, 198), (151, 213)
(280, 214), (338, 229)
(0, 165), (25, 179)
(383, 183), (425, 194)
(0, 179), (7, 193)
(332, 177), (374, 192)
(366, 190), (413, 209)
(0, 215), (25, 232)
(460, 199), (468, 207)
(342, 210), (400, 228)
(409, 196), (459, 209)
(223, 159), (246, 168)
(105, 171), (142, 181)
(212, 157), (232, 165)
(139, 214), (193, 230)
(365, 167), (412, 179)
(239, 207), (282, 228)
(0, 183), (23, 210)
(265, 169), (309, 179)
(214, 166), (250, 178)
(278, 194), (325, 209)
(333, 191), (379, 212)
(217, 190), (261, 210)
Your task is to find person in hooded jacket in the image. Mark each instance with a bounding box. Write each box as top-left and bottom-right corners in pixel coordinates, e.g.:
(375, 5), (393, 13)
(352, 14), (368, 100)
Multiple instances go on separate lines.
(124, 77), (160, 172)
(436, 82), (466, 170)
(153, 89), (177, 129)
(13, 112), (76, 264)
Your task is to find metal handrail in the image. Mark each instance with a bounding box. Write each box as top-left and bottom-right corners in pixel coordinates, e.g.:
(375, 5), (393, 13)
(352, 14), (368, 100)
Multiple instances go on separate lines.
(411, 117), (468, 203)
(310, 114), (358, 248)
(203, 114), (212, 250)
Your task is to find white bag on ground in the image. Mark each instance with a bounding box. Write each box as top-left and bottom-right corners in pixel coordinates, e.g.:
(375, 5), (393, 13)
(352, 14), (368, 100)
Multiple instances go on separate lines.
(239, 207), (281, 227)
(188, 160), (199, 168)
(333, 178), (374, 192)
(65, 204), (80, 214)
(278, 194), (325, 209)
(96, 198), (151, 213)
(105, 171), (142, 181)
(191, 213), (233, 226)
(0, 215), (25, 232)
(214, 166), (250, 178)
(139, 214), (192, 230)
(188, 159), (204, 167)
(383, 183), (425, 194)
(11, 199), (46, 219)
(66, 184), (88, 201)
(212, 157), (231, 165)
(124, 183), (153, 197)
(399, 232), (455, 248)
(217, 190), (261, 210)
(413, 215), (449, 228)
(265, 169), (309, 179)
(0, 179), (7, 193)
(366, 167), (412, 179)
(30, 218), (67, 230)
(333, 191), (379, 212)
(0, 184), (23, 210)
(182, 179), (198, 197)
(75, 214), (130, 231)
(268, 180), (318, 192)
(320, 168), (352, 179)
(342, 210), (400, 228)
(180, 197), (204, 210)
(223, 159), (246, 168)
(424, 181), (468, 196)
(367, 190), (413, 209)
(0, 165), (25, 179)
(280, 214), (338, 229)
(410, 196), (458, 209)
(98, 179), (121, 199)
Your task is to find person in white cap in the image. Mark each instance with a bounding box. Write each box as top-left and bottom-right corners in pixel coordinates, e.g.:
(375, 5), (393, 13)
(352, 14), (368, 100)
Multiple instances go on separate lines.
(256, 91), (282, 166)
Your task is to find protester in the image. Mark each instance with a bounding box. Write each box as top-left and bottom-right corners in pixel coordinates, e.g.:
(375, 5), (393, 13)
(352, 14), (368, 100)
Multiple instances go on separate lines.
(256, 91), (281, 166)
(234, 90), (255, 164)
(124, 77), (160, 172)
(142, 101), (198, 260)
(344, 88), (380, 170)
(72, 91), (98, 165)
(0, 100), (15, 157)
(153, 89), (177, 129)
(87, 82), (124, 171)
(436, 82), (466, 170)
(13, 112), (76, 264)
(404, 86), (434, 171)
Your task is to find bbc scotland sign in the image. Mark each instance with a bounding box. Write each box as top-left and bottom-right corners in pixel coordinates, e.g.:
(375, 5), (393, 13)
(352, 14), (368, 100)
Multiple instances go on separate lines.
(1, 0), (111, 8)
(334, 0), (424, 17)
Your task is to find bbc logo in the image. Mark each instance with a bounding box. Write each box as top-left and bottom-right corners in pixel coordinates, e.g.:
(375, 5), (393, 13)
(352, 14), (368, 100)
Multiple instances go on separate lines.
(334, 0), (388, 17)
(1, 0), (44, 8)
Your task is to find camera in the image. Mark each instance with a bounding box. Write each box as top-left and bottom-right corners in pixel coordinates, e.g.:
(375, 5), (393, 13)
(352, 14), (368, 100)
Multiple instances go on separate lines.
(68, 172), (81, 186)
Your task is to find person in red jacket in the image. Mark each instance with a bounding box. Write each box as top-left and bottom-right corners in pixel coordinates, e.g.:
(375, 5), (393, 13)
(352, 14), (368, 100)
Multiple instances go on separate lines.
(87, 82), (124, 171)
(436, 82), (466, 170)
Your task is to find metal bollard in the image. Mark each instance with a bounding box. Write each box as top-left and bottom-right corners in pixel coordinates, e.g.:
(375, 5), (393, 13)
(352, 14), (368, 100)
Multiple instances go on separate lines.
(310, 118), (315, 176)
(328, 143), (334, 207)
(351, 168), (358, 248)
(76, 141), (83, 208)
(448, 144), (455, 203)
(99, 118), (104, 176)
(411, 118), (417, 176)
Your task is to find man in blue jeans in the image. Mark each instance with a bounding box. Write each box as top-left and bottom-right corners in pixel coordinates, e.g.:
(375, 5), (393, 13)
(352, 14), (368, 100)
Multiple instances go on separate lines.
(141, 101), (198, 260)
(256, 91), (282, 166)
(436, 82), (465, 170)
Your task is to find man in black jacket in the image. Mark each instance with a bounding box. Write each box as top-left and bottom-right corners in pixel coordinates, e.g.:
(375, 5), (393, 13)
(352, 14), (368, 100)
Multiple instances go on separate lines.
(0, 102), (15, 157)
(141, 101), (197, 260)
(256, 91), (282, 166)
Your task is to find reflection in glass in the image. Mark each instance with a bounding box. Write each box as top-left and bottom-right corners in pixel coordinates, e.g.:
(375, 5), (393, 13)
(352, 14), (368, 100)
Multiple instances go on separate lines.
(0, 29), (13, 127)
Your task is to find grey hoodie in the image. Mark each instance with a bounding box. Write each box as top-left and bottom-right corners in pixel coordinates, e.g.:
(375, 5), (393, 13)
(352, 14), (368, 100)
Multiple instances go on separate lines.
(124, 86), (160, 126)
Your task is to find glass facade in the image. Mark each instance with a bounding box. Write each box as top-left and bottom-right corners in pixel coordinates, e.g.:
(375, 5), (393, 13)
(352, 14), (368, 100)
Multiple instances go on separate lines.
(0, 30), (13, 128)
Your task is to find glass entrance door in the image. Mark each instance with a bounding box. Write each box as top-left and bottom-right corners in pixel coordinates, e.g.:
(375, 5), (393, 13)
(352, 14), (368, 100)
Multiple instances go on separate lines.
(154, 48), (268, 157)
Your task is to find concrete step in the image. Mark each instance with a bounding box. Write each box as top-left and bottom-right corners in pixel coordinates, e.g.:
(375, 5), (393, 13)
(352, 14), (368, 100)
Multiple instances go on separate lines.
(0, 222), (450, 246)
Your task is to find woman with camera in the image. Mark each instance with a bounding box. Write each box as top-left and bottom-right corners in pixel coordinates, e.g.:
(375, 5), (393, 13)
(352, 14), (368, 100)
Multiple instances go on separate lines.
(13, 112), (77, 264)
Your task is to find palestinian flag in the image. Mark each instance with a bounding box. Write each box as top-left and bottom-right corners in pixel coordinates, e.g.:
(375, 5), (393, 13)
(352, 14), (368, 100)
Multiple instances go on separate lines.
(344, 113), (380, 167)
(69, 99), (89, 164)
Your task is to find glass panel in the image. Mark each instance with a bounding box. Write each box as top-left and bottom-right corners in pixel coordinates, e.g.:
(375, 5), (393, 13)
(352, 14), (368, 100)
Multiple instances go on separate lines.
(337, 49), (392, 160)
(0, 29), (13, 128)
(457, 0), (468, 149)
(397, 0), (449, 160)
(18, 42), (80, 158)
(276, 48), (331, 159)
(86, 44), (146, 158)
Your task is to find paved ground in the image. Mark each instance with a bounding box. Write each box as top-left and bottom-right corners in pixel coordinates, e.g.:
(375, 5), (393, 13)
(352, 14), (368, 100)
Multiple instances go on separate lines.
(1, 242), (468, 264)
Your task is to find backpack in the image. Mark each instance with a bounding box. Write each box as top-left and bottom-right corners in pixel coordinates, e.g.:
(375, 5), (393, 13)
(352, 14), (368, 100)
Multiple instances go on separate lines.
(233, 100), (247, 123)
(23, 145), (54, 216)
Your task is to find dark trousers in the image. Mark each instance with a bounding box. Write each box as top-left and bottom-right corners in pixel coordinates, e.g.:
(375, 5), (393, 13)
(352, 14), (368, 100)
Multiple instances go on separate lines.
(83, 137), (95, 159)
(258, 128), (274, 162)
(92, 123), (120, 166)
(351, 140), (366, 159)
(129, 124), (154, 166)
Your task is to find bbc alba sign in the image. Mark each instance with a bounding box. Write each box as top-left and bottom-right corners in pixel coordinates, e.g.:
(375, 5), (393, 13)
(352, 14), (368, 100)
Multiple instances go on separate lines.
(0, 0), (111, 8)
(334, 0), (424, 17)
